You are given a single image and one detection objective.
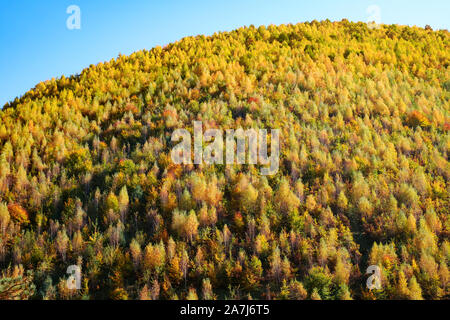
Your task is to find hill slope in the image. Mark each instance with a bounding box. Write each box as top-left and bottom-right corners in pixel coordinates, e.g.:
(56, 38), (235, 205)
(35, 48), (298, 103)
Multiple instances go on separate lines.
(0, 20), (449, 300)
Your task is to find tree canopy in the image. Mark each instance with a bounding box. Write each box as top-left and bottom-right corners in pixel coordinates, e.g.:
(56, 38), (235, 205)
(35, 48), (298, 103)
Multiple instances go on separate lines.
(0, 20), (448, 300)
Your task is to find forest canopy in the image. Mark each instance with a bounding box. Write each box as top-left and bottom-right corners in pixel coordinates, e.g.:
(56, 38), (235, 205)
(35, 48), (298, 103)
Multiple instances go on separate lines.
(0, 20), (449, 300)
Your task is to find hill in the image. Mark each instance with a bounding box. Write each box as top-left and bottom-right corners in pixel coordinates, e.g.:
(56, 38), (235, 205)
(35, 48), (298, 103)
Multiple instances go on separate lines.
(0, 20), (449, 300)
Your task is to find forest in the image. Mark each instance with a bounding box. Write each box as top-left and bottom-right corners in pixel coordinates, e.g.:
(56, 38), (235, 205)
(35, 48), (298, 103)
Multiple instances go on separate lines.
(0, 20), (448, 300)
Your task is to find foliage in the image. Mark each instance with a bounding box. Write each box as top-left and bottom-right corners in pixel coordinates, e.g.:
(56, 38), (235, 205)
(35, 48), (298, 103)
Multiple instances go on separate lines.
(0, 20), (448, 300)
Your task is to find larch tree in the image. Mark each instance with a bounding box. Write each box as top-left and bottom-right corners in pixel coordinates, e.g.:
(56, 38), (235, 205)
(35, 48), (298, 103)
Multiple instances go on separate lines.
(118, 185), (129, 222)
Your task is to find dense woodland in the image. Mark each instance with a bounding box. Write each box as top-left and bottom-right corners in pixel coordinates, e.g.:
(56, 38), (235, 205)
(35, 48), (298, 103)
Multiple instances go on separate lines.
(0, 20), (449, 300)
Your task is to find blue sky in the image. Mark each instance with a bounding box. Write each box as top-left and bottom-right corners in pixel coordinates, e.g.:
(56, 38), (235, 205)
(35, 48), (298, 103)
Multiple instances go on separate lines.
(1, 0), (449, 107)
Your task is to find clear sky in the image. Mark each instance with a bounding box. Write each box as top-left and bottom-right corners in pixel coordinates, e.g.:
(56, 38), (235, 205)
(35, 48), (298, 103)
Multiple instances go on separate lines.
(1, 0), (449, 107)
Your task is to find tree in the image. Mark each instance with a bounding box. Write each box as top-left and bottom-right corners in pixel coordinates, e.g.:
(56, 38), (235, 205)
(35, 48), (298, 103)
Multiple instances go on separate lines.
(55, 230), (69, 262)
(310, 288), (322, 300)
(190, 173), (207, 203)
(143, 241), (166, 273)
(202, 278), (214, 300)
(150, 279), (160, 300)
(336, 191), (348, 210)
(105, 192), (119, 213)
(396, 271), (410, 299)
(288, 280), (307, 300)
(185, 210), (199, 243)
(130, 238), (142, 270)
(186, 287), (198, 300)
(180, 249), (189, 288)
(304, 267), (332, 300)
(0, 20), (447, 301)
(65, 149), (92, 177)
(0, 203), (10, 234)
(172, 209), (199, 242)
(336, 284), (352, 300)
(139, 284), (150, 300)
(180, 189), (194, 211)
(234, 175), (259, 214)
(408, 276), (423, 300)
(118, 186), (129, 222)
(305, 195), (317, 212)
(334, 250), (351, 285)
(72, 230), (84, 254)
(198, 203), (209, 226)
(275, 178), (300, 214)
(223, 224), (232, 252)
(7, 203), (29, 226)
(168, 255), (183, 285)
(270, 246), (282, 284)
(358, 196), (373, 217)
(0, 266), (35, 300)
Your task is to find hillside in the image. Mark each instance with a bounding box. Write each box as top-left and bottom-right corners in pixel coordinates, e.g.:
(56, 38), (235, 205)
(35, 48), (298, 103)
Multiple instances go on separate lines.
(0, 20), (449, 300)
